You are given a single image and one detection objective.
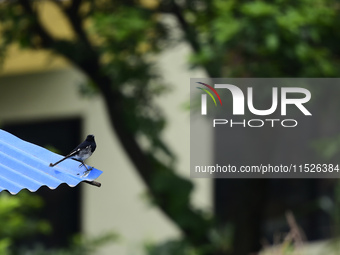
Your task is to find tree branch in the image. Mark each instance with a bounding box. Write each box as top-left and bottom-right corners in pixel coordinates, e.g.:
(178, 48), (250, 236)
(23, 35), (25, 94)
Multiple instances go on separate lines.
(67, 0), (82, 15)
(169, 0), (201, 54)
(168, 1), (220, 77)
(50, 0), (64, 8)
(17, 0), (54, 47)
(64, 0), (92, 46)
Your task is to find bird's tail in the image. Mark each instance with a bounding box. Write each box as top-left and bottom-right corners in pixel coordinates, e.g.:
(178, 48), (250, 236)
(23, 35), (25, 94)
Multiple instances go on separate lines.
(49, 155), (72, 167)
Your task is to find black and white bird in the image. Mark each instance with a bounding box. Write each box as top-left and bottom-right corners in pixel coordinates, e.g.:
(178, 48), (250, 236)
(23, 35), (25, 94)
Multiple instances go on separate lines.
(49, 134), (96, 174)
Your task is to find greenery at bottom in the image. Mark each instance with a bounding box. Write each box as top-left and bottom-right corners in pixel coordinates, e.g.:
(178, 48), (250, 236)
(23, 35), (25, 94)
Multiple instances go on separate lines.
(144, 224), (234, 255)
(0, 191), (117, 255)
(20, 233), (119, 255)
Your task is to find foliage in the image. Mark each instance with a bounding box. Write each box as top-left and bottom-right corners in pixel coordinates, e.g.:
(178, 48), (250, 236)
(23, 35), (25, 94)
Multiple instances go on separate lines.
(0, 190), (117, 255)
(145, 239), (201, 255)
(179, 0), (340, 77)
(21, 232), (118, 255)
(0, 191), (51, 255)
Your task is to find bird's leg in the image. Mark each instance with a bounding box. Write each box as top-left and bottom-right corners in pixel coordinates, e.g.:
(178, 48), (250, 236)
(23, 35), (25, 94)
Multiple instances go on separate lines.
(77, 161), (93, 171)
(64, 158), (93, 176)
(77, 160), (93, 176)
(82, 167), (93, 177)
(72, 159), (86, 168)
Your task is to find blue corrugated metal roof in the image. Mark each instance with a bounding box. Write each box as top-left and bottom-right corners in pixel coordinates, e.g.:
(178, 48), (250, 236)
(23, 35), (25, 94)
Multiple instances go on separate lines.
(0, 129), (102, 194)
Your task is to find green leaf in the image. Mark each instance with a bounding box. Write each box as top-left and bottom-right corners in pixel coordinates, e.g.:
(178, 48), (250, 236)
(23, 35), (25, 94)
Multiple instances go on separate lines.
(265, 33), (279, 51)
(241, 1), (278, 17)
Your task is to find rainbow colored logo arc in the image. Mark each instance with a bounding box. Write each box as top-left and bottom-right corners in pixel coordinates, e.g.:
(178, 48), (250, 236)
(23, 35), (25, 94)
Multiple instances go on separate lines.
(196, 82), (222, 106)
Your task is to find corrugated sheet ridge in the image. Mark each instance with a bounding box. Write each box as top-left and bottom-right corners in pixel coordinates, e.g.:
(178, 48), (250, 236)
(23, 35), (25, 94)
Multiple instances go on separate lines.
(0, 129), (103, 194)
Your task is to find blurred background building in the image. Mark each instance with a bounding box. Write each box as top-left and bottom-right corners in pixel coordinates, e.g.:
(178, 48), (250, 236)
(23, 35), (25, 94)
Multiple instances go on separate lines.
(1, 1), (340, 255)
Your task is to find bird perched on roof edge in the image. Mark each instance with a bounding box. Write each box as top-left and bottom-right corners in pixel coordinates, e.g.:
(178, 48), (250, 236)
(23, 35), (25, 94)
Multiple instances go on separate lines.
(49, 134), (96, 174)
